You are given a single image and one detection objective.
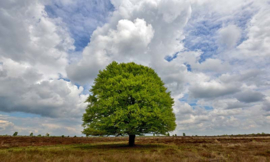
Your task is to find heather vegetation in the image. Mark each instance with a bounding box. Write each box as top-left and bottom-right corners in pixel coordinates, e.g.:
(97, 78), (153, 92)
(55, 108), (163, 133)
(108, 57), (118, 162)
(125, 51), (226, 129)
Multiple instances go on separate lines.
(1, 136), (270, 162)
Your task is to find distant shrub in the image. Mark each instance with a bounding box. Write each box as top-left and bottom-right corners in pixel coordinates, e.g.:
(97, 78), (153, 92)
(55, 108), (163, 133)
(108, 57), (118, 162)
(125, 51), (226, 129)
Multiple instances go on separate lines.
(46, 133), (50, 137)
(62, 135), (64, 138)
(183, 133), (185, 137)
(30, 132), (33, 136)
(37, 134), (41, 137)
(74, 135), (77, 138)
(13, 132), (18, 136)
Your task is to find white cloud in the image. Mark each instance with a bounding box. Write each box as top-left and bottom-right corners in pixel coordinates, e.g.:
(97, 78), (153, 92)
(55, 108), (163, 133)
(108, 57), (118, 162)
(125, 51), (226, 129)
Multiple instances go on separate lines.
(237, 1), (270, 58)
(0, 119), (14, 132)
(262, 99), (270, 112)
(193, 58), (231, 73)
(218, 25), (241, 49)
(235, 90), (265, 103)
(0, 115), (83, 136)
(43, 0), (114, 51)
(189, 80), (239, 99)
(1, 0), (270, 136)
(0, 58), (88, 117)
(67, 18), (154, 84)
(0, 0), (87, 118)
(67, 0), (192, 86)
(65, 0), (270, 136)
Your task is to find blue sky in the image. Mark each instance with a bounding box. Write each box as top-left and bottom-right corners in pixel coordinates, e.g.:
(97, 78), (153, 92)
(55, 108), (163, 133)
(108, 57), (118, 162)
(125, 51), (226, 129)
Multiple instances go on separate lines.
(45, 0), (114, 51)
(0, 0), (270, 136)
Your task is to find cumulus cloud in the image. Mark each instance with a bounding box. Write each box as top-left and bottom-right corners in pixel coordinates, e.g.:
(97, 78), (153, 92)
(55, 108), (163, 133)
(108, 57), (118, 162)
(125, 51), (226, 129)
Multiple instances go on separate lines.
(65, 0), (270, 136)
(67, 18), (154, 84)
(0, 0), (87, 118)
(44, 0), (114, 51)
(262, 99), (270, 112)
(0, 115), (83, 136)
(217, 25), (242, 49)
(193, 58), (231, 73)
(237, 2), (270, 58)
(1, 0), (270, 136)
(67, 0), (192, 87)
(189, 80), (239, 99)
(0, 1), (73, 77)
(235, 90), (265, 103)
(0, 119), (14, 132)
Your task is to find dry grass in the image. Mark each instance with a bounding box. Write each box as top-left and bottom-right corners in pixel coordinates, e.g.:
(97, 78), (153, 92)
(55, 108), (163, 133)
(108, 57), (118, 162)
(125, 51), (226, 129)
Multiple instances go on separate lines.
(0, 136), (270, 162)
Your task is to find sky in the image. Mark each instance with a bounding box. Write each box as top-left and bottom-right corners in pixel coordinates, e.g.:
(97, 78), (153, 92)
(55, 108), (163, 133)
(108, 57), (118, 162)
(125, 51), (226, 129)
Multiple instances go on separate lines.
(0, 0), (270, 136)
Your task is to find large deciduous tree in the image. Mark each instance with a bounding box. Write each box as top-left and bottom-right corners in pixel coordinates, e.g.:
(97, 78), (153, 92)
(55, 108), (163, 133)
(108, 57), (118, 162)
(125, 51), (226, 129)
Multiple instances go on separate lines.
(82, 61), (176, 146)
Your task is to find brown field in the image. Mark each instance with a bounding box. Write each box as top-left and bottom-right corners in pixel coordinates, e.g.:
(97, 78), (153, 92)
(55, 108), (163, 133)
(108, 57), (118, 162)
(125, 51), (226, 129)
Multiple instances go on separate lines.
(1, 136), (270, 162)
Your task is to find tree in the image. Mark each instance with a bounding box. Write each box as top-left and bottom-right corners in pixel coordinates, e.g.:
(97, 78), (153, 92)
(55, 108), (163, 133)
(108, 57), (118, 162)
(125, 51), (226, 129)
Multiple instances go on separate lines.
(13, 132), (18, 136)
(82, 61), (176, 146)
(29, 132), (33, 136)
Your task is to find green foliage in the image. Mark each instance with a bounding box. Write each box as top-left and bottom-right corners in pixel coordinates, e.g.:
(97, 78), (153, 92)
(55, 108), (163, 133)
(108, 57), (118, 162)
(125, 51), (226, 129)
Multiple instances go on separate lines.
(37, 134), (41, 137)
(30, 132), (33, 137)
(183, 133), (185, 136)
(13, 132), (18, 136)
(46, 133), (50, 137)
(82, 61), (176, 137)
(62, 135), (64, 138)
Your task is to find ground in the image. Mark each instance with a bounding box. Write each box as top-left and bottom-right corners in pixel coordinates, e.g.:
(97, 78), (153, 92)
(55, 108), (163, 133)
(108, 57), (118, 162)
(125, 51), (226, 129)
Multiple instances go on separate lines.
(0, 136), (270, 162)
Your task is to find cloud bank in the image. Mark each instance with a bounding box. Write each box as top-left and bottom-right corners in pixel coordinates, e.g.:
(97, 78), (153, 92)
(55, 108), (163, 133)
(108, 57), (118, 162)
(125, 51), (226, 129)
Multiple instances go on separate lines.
(0, 0), (270, 136)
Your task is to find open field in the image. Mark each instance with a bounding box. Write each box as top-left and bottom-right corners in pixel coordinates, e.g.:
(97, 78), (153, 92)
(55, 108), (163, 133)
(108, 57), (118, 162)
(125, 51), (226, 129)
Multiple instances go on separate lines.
(1, 136), (270, 162)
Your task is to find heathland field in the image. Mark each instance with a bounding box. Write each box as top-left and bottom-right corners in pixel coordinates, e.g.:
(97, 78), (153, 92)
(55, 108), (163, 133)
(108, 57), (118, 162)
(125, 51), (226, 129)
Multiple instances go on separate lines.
(1, 136), (270, 162)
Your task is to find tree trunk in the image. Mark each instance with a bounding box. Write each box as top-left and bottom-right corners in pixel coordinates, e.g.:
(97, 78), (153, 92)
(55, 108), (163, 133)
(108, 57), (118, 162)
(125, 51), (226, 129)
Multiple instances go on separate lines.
(129, 135), (135, 146)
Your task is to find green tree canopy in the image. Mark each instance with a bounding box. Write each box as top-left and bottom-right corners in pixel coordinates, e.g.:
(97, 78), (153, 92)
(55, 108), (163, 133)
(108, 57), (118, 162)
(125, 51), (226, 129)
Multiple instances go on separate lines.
(82, 61), (176, 146)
